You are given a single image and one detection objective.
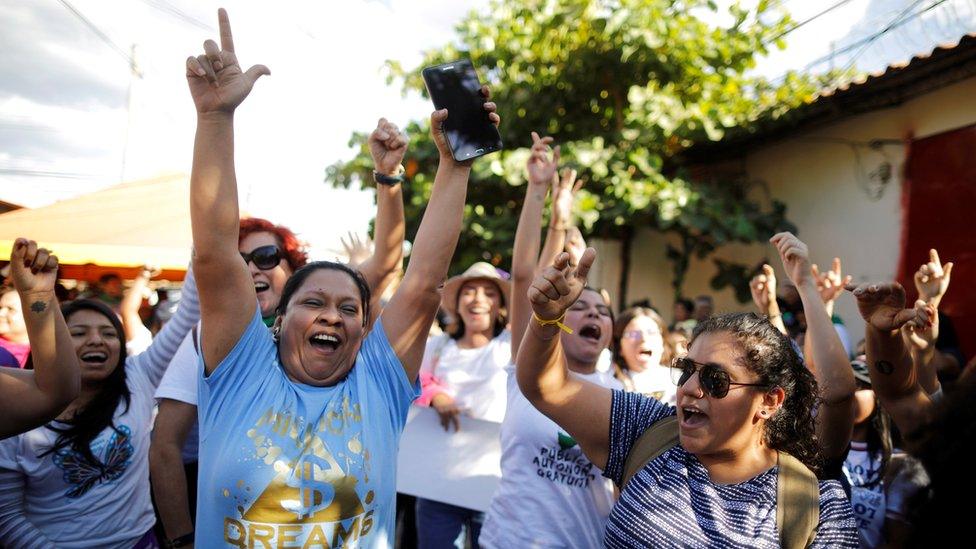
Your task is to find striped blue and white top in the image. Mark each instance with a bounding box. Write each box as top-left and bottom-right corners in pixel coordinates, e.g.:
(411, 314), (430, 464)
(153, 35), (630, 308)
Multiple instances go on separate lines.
(603, 390), (858, 548)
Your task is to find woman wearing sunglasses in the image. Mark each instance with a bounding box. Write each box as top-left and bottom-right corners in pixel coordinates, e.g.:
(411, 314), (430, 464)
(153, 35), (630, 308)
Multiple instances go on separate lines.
(182, 9), (499, 547)
(149, 216), (309, 545)
(612, 306), (677, 403)
(515, 248), (858, 547)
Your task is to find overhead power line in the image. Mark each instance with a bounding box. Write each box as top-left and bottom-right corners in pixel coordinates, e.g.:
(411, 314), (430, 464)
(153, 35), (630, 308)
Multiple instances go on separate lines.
(768, 0), (953, 85)
(55, 0), (142, 77)
(763, 0), (859, 46)
(839, 0), (950, 76)
(140, 0), (213, 31)
(0, 168), (102, 179)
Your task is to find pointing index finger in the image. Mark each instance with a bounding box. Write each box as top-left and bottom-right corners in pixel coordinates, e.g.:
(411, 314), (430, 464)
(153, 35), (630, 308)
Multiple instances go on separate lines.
(218, 8), (235, 52)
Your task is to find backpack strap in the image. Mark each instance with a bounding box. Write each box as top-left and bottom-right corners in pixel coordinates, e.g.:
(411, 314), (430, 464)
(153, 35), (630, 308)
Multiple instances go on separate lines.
(620, 415), (679, 490)
(776, 451), (820, 549)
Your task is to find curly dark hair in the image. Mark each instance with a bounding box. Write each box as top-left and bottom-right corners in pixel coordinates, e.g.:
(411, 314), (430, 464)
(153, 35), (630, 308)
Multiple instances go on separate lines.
(692, 312), (821, 473)
(239, 217), (308, 271)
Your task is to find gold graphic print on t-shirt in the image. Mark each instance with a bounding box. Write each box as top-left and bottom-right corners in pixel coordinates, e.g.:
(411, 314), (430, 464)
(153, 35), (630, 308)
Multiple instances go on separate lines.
(222, 396), (376, 547)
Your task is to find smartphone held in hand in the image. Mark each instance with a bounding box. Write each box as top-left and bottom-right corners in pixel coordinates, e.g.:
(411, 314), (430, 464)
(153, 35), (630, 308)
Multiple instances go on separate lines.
(422, 59), (503, 162)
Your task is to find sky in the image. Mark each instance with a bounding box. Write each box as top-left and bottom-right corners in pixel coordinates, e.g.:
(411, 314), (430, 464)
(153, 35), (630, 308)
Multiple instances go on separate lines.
(1, 0), (973, 258)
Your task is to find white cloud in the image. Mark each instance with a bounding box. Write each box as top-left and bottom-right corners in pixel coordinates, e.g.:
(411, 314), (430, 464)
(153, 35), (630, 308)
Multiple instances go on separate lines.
(3, 0), (973, 255)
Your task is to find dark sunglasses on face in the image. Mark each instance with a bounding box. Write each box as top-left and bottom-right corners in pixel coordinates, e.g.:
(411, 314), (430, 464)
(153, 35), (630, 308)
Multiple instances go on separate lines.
(671, 356), (769, 399)
(240, 245), (283, 271)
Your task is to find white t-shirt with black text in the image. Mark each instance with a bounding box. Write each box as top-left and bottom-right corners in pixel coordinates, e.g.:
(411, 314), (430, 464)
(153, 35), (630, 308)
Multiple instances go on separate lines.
(479, 365), (623, 548)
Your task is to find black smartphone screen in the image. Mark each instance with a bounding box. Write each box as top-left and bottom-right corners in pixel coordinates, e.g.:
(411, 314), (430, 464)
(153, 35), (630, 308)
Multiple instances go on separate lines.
(422, 60), (503, 162)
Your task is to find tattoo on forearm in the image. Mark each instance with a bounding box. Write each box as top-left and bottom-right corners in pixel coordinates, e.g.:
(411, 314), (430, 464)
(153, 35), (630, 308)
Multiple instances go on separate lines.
(30, 300), (47, 314)
(875, 360), (895, 375)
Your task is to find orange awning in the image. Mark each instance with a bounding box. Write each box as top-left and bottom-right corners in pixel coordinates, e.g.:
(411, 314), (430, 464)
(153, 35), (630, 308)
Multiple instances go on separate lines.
(0, 174), (192, 282)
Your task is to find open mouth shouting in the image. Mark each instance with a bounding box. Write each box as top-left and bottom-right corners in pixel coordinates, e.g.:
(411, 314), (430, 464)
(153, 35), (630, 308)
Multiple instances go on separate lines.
(309, 332), (343, 355)
(578, 323), (603, 344)
(679, 404), (708, 429)
(254, 281), (270, 294)
(80, 350), (109, 366)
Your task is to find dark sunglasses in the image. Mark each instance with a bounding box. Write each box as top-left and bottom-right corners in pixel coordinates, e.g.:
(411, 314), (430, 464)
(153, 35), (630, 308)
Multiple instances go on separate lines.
(671, 356), (768, 399)
(240, 245), (283, 271)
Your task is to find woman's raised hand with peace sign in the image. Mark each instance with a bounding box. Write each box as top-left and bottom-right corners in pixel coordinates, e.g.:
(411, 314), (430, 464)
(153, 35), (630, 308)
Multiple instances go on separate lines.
(528, 248), (597, 321)
(186, 9), (270, 114)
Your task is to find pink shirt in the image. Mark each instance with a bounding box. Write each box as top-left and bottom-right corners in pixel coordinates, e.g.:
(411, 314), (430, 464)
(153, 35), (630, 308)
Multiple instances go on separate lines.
(0, 338), (30, 368)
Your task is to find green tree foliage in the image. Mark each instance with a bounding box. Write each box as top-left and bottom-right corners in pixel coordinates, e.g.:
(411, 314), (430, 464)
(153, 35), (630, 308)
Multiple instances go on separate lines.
(327, 0), (826, 300)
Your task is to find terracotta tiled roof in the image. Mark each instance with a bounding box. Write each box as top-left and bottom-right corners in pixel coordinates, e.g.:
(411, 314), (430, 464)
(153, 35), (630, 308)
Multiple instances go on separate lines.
(682, 33), (976, 163)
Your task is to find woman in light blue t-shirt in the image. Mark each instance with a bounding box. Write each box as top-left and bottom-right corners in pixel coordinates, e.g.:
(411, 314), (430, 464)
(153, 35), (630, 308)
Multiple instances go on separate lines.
(182, 10), (500, 548)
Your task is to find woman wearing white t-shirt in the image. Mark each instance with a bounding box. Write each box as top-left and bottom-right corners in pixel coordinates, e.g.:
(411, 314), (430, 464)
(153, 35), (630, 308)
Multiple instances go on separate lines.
(480, 133), (620, 549)
(612, 307), (677, 404)
(414, 261), (511, 548)
(0, 256), (198, 548)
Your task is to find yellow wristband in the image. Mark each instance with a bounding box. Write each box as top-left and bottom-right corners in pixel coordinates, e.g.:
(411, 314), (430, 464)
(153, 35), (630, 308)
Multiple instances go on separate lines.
(532, 312), (574, 334)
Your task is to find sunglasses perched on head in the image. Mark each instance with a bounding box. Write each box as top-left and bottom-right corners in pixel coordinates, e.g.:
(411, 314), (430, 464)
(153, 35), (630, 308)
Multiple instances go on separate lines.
(671, 356), (769, 399)
(240, 245), (283, 270)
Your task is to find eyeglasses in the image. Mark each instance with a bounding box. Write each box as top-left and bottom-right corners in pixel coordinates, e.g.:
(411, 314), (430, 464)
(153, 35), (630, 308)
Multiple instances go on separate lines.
(623, 328), (661, 341)
(240, 245), (283, 270)
(671, 356), (769, 399)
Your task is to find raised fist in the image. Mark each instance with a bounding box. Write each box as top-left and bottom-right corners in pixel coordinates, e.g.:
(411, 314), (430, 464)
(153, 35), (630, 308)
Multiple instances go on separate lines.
(9, 238), (59, 295)
(369, 118), (408, 176)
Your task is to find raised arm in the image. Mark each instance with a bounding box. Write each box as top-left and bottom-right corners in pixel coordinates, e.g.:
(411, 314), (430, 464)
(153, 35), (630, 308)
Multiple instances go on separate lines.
(517, 249), (613, 469)
(771, 233), (854, 460)
(749, 264), (787, 335)
(510, 132), (556, 356)
(0, 239), (79, 440)
(149, 398), (197, 543)
(847, 282), (932, 435)
(0, 467), (56, 547)
(537, 168), (581, 271)
(382, 93), (500, 380)
(902, 300), (940, 394)
(353, 118), (407, 325)
(185, 9), (270, 373)
(907, 249), (958, 386)
(120, 266), (156, 344)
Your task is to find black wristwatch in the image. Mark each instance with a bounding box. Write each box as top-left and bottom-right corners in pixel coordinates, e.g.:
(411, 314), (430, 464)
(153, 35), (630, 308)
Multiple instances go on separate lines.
(373, 165), (406, 186)
(165, 532), (194, 548)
